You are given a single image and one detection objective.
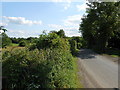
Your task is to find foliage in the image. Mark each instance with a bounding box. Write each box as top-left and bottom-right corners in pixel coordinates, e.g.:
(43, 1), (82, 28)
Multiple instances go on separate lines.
(108, 31), (120, 49)
(57, 29), (66, 38)
(50, 29), (66, 38)
(2, 47), (79, 88)
(71, 36), (87, 49)
(26, 37), (38, 43)
(2, 30), (82, 88)
(36, 32), (69, 50)
(19, 41), (26, 47)
(0, 26), (7, 32)
(69, 39), (79, 56)
(1, 33), (12, 48)
(104, 48), (120, 57)
(79, 2), (120, 52)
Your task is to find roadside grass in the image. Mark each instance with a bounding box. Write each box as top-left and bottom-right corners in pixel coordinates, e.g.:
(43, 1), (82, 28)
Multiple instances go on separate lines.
(73, 57), (83, 88)
(110, 55), (118, 57)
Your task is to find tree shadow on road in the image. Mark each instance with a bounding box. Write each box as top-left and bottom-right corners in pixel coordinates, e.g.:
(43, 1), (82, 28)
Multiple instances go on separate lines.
(77, 49), (98, 59)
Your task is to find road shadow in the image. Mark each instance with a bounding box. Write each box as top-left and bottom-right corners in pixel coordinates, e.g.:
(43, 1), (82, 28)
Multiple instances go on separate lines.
(77, 49), (98, 59)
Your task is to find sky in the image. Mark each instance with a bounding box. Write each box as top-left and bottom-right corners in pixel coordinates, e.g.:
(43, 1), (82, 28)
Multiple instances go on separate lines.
(1, 0), (88, 38)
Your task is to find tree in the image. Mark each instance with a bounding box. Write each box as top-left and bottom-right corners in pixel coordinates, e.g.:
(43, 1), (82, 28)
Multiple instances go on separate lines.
(36, 32), (69, 50)
(50, 30), (66, 38)
(0, 26), (7, 33)
(57, 29), (65, 38)
(1, 33), (12, 48)
(79, 2), (120, 52)
(0, 26), (11, 48)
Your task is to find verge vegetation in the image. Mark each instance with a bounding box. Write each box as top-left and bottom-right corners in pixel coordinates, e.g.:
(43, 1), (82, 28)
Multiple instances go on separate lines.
(2, 30), (83, 89)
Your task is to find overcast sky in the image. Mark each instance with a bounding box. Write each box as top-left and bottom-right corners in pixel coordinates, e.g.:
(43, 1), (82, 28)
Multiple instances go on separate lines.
(1, 0), (88, 38)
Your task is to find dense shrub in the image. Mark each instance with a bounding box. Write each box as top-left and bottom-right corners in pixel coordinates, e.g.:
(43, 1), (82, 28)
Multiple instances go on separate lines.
(69, 39), (79, 56)
(71, 36), (87, 49)
(2, 47), (78, 88)
(36, 33), (70, 50)
(19, 41), (26, 47)
(2, 32), (79, 89)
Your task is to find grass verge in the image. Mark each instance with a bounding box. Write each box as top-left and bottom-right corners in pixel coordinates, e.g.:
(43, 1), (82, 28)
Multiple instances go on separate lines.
(73, 57), (83, 88)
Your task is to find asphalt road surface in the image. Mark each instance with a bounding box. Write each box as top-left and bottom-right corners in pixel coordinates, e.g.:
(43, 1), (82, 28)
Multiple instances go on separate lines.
(78, 49), (118, 88)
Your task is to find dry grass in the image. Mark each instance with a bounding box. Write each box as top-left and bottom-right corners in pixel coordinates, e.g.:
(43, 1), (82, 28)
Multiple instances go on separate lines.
(2, 46), (25, 52)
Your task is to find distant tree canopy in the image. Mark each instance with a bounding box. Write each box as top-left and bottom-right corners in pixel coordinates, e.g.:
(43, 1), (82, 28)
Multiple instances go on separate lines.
(50, 29), (66, 38)
(79, 2), (120, 52)
(19, 40), (26, 47)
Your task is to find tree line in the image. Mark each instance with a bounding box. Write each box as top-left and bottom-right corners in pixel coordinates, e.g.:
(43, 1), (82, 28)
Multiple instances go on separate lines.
(79, 2), (120, 53)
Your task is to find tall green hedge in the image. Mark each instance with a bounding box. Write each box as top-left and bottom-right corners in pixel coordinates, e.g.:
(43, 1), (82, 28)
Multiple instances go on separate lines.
(2, 33), (79, 89)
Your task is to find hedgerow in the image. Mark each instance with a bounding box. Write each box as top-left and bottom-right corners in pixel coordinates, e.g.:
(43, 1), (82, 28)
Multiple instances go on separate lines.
(2, 32), (79, 89)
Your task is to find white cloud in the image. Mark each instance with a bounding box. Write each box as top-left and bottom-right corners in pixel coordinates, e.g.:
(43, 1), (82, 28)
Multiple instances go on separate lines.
(0, 22), (8, 26)
(48, 24), (63, 29)
(63, 15), (82, 26)
(48, 14), (82, 37)
(52, 0), (72, 10)
(7, 30), (25, 37)
(52, 0), (88, 11)
(76, 2), (89, 11)
(64, 27), (81, 37)
(64, 0), (72, 10)
(48, 14), (83, 37)
(65, 30), (81, 37)
(64, 3), (71, 10)
(6, 29), (41, 38)
(48, 24), (81, 37)
(3, 16), (42, 25)
(48, 24), (78, 30)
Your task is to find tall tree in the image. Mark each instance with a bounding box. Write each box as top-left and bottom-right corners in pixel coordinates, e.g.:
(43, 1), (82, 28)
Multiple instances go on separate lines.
(79, 2), (120, 52)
